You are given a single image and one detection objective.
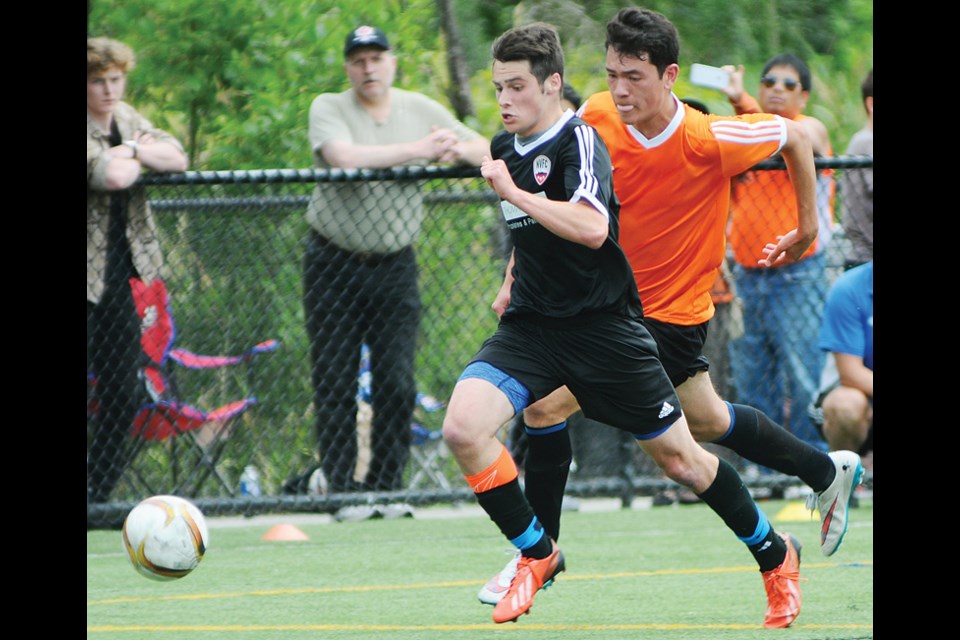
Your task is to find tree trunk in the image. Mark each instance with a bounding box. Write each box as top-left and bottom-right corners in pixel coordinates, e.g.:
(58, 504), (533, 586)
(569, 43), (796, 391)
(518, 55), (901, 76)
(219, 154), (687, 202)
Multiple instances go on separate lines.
(436, 0), (475, 120)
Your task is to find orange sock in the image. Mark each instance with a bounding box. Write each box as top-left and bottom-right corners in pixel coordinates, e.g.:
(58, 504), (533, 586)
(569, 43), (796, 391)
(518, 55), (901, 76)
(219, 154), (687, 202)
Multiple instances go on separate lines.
(464, 444), (518, 493)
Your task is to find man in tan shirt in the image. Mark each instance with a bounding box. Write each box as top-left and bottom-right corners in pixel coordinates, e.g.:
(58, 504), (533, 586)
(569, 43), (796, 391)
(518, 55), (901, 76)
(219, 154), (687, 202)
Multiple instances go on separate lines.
(299, 25), (487, 506)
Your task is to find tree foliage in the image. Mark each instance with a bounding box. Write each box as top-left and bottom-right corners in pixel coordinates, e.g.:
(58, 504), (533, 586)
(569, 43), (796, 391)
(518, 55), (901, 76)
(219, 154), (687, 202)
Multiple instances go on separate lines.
(89, 0), (872, 170)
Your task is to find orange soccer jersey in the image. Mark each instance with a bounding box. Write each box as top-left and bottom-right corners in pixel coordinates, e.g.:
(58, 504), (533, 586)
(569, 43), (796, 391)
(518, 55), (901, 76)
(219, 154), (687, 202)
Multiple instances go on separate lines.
(728, 114), (834, 267)
(580, 92), (785, 325)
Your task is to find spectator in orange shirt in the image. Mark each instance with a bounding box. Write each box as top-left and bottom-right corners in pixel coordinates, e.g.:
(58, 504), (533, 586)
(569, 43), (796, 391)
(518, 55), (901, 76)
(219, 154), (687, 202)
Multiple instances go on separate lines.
(722, 54), (834, 453)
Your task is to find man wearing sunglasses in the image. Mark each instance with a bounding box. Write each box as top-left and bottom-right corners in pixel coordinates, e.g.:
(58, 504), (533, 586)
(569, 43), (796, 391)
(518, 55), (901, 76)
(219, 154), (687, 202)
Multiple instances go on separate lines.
(721, 54), (835, 455)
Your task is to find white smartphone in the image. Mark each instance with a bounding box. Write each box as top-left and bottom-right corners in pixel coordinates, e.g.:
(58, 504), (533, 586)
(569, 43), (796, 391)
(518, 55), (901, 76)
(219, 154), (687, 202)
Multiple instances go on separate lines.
(689, 63), (730, 91)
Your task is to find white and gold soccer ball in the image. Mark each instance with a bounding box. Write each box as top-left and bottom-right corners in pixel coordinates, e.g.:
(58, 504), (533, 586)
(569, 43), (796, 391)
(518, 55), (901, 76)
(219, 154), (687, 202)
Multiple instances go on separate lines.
(121, 495), (209, 581)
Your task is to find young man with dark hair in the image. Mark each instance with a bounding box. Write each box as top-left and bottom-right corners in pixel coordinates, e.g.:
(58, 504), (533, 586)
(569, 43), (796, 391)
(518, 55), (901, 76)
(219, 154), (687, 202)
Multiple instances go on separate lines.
(444, 20), (801, 627)
(812, 261), (873, 461)
(476, 8), (862, 629)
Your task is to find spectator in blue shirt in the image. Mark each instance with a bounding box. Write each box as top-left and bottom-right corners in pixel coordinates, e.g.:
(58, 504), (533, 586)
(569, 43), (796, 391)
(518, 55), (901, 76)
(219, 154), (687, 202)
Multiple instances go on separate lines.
(809, 261), (873, 466)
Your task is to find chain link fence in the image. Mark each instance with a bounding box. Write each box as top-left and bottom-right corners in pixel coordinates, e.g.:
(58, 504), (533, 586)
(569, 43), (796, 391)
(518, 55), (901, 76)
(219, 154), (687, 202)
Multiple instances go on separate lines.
(87, 158), (872, 527)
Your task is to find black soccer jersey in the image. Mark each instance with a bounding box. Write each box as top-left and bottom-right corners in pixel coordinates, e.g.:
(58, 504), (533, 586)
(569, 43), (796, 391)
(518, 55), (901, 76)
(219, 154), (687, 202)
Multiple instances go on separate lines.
(491, 111), (643, 322)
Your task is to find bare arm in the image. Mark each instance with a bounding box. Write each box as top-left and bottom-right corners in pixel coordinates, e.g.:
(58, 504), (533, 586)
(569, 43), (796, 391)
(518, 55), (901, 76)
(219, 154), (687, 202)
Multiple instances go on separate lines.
(134, 134), (189, 173)
(833, 352), (873, 398)
(758, 118), (819, 266)
(321, 127), (485, 169)
(491, 249), (515, 318)
(797, 116), (831, 159)
(438, 135), (490, 167)
(102, 151), (142, 191)
(720, 64), (760, 114)
(102, 132), (188, 191)
(480, 156), (608, 249)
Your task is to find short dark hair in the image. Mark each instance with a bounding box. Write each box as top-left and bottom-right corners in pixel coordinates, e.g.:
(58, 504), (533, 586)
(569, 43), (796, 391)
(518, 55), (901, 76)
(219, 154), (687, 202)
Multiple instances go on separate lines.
(562, 84), (582, 110)
(861, 68), (873, 111)
(681, 98), (710, 115)
(761, 53), (812, 92)
(491, 22), (564, 86)
(604, 7), (679, 78)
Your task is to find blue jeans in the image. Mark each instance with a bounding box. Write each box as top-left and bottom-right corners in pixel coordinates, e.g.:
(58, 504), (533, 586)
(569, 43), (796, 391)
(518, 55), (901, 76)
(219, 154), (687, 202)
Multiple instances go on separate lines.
(729, 253), (829, 451)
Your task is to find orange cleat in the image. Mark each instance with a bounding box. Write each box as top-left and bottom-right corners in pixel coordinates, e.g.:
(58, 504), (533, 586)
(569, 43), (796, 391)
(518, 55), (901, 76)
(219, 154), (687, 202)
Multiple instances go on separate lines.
(492, 539), (565, 623)
(762, 532), (803, 628)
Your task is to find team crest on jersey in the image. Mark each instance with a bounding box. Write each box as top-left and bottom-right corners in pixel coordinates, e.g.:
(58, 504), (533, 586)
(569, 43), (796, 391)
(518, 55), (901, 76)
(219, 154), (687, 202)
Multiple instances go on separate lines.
(533, 155), (551, 185)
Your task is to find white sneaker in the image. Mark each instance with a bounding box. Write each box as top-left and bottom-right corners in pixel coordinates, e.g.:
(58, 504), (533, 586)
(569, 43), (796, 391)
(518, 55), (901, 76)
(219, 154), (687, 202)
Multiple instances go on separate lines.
(307, 468), (328, 496)
(381, 503), (415, 519)
(333, 505), (380, 522)
(561, 495), (581, 511)
(806, 450), (863, 556)
(477, 549), (521, 605)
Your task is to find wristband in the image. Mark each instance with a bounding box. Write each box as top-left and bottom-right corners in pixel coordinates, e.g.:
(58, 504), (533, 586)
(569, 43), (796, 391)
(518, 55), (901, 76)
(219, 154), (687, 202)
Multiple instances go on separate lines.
(124, 140), (139, 159)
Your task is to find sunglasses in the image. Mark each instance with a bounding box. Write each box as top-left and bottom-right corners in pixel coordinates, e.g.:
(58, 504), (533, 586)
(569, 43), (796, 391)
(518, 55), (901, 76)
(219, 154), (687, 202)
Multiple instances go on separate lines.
(760, 75), (800, 91)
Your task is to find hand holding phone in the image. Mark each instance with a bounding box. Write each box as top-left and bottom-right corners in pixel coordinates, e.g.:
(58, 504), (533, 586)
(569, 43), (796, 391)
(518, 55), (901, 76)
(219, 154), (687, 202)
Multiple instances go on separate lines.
(690, 63), (730, 91)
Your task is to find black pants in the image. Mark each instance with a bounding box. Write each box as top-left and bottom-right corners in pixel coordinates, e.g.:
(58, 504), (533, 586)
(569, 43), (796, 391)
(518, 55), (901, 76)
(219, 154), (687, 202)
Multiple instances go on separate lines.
(87, 264), (142, 503)
(302, 232), (421, 492)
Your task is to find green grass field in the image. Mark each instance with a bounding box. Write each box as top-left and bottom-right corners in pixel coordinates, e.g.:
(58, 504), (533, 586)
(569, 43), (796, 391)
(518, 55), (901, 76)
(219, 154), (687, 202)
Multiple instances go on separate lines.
(87, 497), (873, 639)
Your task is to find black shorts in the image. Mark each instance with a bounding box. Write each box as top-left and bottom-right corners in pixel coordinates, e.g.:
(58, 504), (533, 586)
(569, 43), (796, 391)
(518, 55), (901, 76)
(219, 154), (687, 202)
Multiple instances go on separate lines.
(642, 317), (710, 389)
(469, 314), (682, 438)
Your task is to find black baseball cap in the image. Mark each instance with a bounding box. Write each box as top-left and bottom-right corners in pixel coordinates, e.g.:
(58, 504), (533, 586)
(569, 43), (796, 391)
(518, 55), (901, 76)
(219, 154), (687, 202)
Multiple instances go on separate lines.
(344, 25), (390, 57)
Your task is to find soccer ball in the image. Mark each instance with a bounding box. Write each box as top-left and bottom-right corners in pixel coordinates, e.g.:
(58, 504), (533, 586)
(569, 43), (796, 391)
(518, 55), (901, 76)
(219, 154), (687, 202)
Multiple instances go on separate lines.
(122, 495), (209, 581)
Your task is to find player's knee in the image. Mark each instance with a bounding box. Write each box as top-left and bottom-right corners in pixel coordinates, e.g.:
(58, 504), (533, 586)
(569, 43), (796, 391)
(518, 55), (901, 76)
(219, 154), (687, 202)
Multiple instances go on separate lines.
(442, 410), (479, 453)
(685, 403), (731, 442)
(524, 394), (577, 428)
(821, 407), (869, 449)
(657, 455), (700, 488)
(822, 420), (867, 452)
(822, 386), (868, 427)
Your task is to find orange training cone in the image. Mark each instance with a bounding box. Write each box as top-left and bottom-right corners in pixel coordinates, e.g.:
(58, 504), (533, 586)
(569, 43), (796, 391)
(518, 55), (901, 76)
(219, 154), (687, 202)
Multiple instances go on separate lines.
(262, 523), (310, 541)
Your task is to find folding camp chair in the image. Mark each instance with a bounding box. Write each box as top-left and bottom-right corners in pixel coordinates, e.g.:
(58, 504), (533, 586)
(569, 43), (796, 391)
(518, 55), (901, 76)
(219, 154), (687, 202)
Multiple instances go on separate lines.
(123, 277), (279, 496)
(408, 409), (452, 491)
(355, 344), (451, 491)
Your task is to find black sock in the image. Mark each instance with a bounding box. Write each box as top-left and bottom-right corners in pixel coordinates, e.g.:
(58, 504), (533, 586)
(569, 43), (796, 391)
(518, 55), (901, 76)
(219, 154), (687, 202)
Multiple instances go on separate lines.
(507, 413), (528, 467)
(523, 420), (571, 541)
(475, 478), (553, 559)
(717, 403), (835, 493)
(697, 458), (786, 572)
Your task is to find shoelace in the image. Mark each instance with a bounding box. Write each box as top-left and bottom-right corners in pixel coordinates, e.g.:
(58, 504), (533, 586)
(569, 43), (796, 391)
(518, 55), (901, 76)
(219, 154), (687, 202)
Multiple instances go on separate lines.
(515, 556), (536, 572)
(764, 553), (807, 584)
(515, 551), (560, 583)
(501, 555), (520, 578)
(512, 554), (551, 584)
(488, 550), (520, 587)
(765, 564), (802, 582)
